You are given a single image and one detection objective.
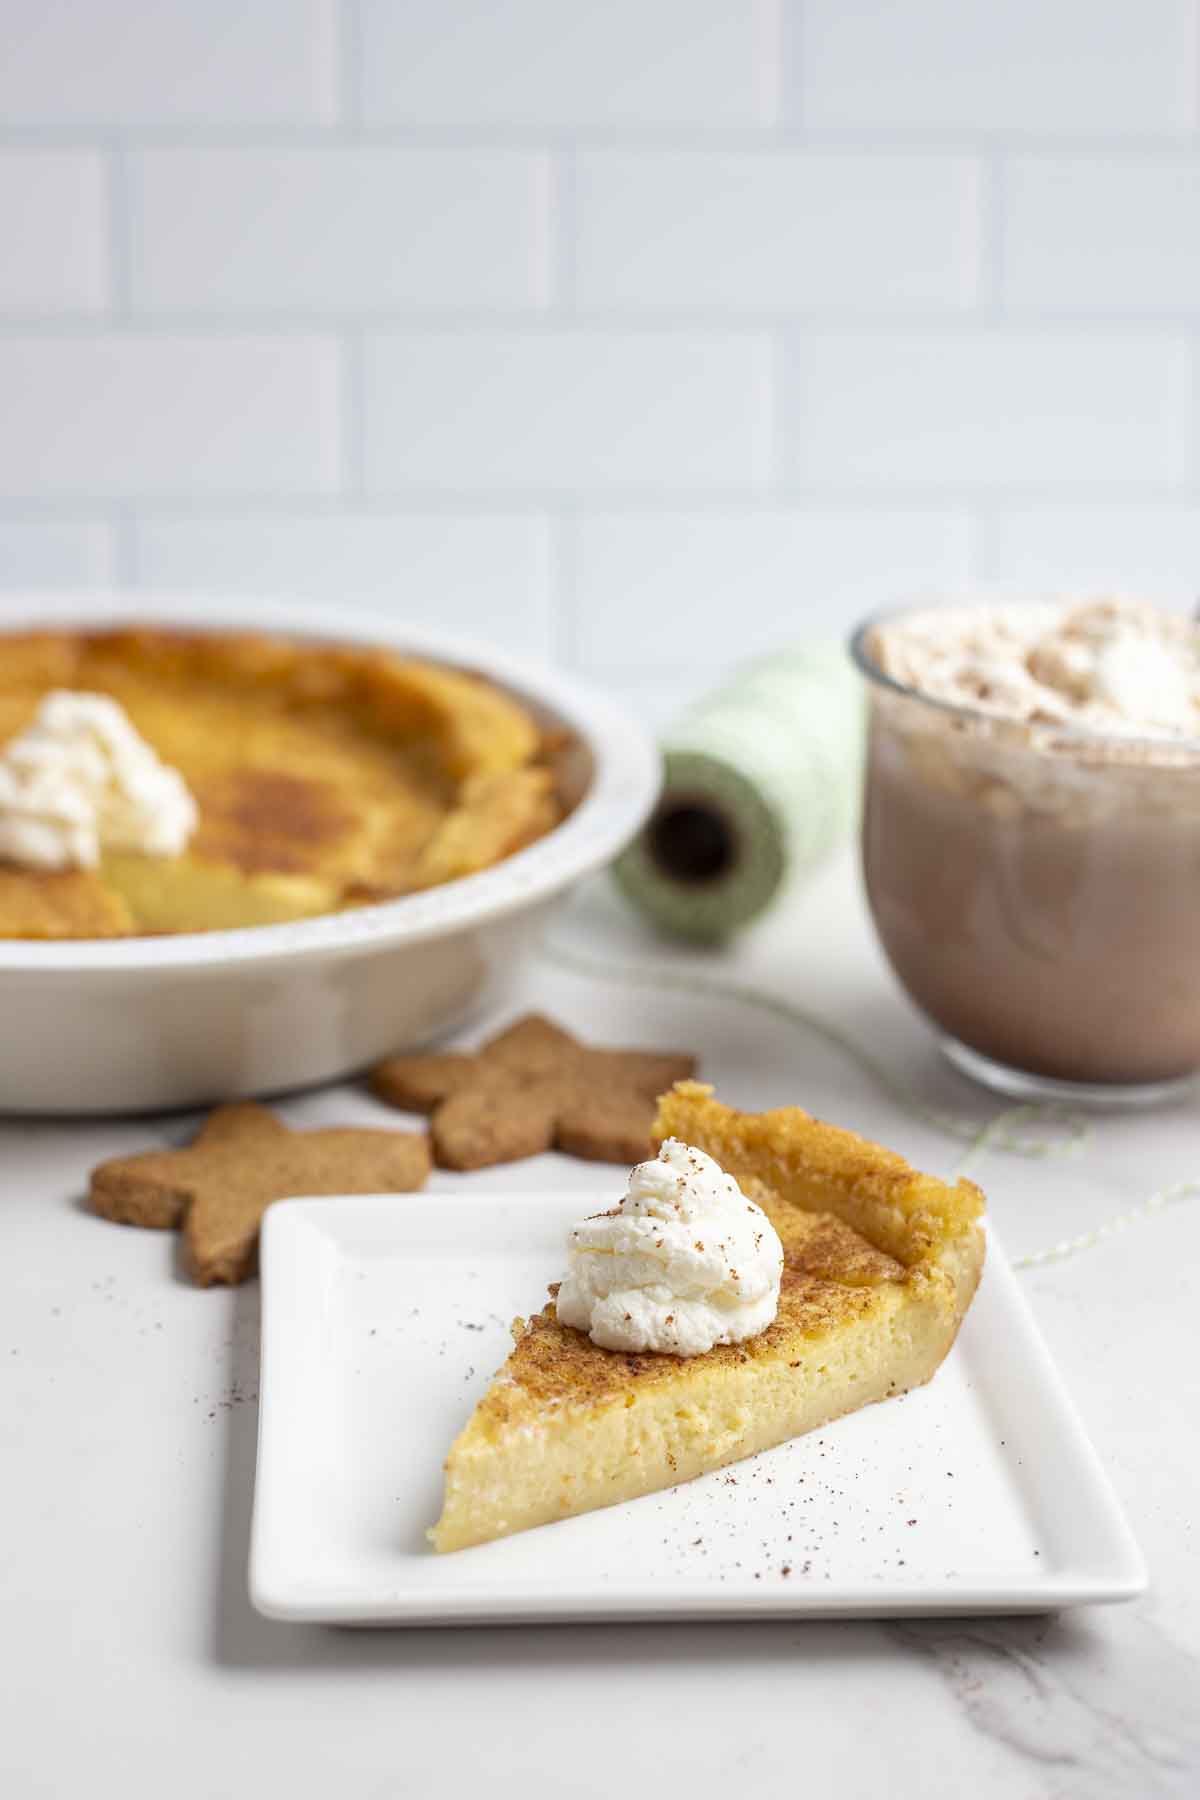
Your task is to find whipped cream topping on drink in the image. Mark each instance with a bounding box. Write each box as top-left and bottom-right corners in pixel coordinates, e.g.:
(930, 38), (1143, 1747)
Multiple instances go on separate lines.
(872, 598), (1200, 741)
(556, 1138), (783, 1357)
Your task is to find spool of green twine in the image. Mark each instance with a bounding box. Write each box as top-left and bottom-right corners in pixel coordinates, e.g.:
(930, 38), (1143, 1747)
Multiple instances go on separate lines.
(613, 645), (865, 942)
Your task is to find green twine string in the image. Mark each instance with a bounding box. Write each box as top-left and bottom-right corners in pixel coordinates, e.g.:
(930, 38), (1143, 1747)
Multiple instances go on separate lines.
(539, 940), (1197, 1272)
(1007, 1178), (1200, 1269)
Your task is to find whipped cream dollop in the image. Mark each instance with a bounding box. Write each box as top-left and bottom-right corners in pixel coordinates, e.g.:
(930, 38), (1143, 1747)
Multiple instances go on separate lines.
(0, 691), (198, 871)
(555, 1138), (784, 1357)
(874, 598), (1200, 740)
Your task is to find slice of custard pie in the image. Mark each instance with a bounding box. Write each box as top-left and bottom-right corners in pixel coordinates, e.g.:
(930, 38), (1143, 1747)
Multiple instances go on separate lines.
(430, 1081), (985, 1552)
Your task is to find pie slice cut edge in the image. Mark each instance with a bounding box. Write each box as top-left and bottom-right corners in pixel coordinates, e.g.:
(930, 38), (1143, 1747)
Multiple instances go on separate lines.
(429, 1080), (986, 1553)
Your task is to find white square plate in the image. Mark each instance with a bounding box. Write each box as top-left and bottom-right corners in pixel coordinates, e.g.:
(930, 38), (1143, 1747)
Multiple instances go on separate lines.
(250, 1193), (1145, 1626)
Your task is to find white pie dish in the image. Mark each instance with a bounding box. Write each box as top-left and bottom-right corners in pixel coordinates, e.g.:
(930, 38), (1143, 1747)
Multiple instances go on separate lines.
(0, 593), (659, 1115)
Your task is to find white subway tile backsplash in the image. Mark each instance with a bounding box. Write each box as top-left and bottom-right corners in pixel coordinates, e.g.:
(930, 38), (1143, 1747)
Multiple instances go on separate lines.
(799, 0), (1196, 136)
(595, 667), (729, 733)
(360, 0), (774, 127)
(570, 508), (972, 668)
(574, 151), (979, 311)
(782, 331), (1187, 489)
(364, 331), (771, 491)
(0, 3), (1197, 687)
(129, 149), (550, 315)
(0, 519), (116, 588)
(975, 506), (1200, 601)
(0, 336), (341, 499)
(0, 153), (108, 315)
(0, 0), (336, 127)
(1004, 157), (1200, 312)
(133, 514), (553, 654)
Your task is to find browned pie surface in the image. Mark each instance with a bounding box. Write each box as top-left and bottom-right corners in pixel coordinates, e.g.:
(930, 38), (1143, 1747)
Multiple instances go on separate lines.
(0, 865), (134, 939)
(475, 1205), (906, 1435)
(476, 1081), (984, 1435)
(0, 627), (563, 938)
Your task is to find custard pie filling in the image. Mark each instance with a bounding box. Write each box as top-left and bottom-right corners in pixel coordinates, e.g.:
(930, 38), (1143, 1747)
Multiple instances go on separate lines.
(0, 628), (564, 939)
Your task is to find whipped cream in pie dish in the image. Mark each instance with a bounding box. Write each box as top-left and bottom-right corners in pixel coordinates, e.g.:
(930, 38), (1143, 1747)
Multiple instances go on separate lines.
(556, 1137), (784, 1356)
(0, 690), (197, 871)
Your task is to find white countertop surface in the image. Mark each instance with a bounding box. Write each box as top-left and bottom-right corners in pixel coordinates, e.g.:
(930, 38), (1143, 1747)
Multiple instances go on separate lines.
(2, 853), (1197, 1800)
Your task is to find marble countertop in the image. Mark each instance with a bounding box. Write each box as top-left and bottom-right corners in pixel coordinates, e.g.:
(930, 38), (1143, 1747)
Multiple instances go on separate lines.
(2, 853), (1197, 1800)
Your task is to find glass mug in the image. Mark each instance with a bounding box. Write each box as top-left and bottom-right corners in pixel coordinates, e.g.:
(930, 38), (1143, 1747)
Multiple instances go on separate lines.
(851, 607), (1200, 1105)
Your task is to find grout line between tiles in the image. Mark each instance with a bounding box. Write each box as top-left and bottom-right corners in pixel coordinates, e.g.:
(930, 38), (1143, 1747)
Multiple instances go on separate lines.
(548, 149), (576, 316)
(336, 0), (363, 134)
(106, 142), (132, 319)
(977, 152), (1006, 318)
(1179, 331), (1199, 494)
(339, 329), (367, 498)
(962, 507), (990, 585)
(5, 124), (1200, 153)
(547, 510), (577, 667)
(766, 0), (791, 127)
(112, 506), (139, 587)
(1, 310), (1198, 336)
(764, 329), (785, 486)
(0, 486), (1197, 517)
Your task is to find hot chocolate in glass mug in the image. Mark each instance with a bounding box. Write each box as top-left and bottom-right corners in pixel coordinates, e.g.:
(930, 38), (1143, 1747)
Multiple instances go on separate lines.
(850, 598), (1200, 1104)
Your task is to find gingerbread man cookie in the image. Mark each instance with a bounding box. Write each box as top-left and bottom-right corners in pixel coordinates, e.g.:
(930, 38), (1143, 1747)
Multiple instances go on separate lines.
(90, 1102), (431, 1285)
(371, 1013), (697, 1170)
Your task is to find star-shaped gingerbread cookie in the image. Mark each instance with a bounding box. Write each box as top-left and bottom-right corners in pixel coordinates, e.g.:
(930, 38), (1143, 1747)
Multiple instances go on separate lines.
(89, 1102), (431, 1286)
(370, 1013), (697, 1170)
